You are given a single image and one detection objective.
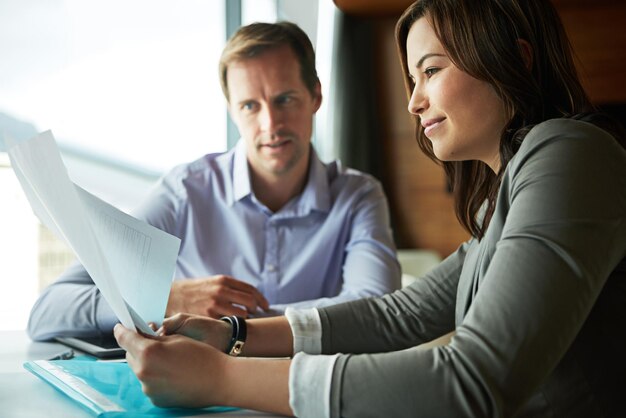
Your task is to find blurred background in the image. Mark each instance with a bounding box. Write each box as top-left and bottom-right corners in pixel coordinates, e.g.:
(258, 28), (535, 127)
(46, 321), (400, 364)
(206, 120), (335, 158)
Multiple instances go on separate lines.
(1, 0), (624, 330)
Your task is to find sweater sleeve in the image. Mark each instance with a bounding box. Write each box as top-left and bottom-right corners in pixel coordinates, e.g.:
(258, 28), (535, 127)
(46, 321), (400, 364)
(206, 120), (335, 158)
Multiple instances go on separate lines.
(317, 120), (626, 417)
(318, 241), (467, 354)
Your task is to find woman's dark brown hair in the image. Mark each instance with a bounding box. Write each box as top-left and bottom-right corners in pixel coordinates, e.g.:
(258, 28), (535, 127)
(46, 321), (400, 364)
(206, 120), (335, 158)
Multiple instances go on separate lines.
(395, 0), (597, 238)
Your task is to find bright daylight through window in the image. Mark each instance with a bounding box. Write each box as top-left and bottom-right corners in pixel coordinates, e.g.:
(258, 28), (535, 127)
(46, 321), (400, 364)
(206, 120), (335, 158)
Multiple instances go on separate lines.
(0, 0), (227, 330)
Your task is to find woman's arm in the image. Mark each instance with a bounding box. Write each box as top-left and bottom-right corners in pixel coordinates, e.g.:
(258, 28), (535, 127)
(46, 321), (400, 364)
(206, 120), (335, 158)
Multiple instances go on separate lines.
(114, 324), (294, 415)
(159, 313), (295, 357)
(292, 119), (626, 418)
(317, 241), (467, 354)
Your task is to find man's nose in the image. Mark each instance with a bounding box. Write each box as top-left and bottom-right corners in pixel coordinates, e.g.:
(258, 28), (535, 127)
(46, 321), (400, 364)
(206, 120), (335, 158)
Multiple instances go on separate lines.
(259, 105), (280, 132)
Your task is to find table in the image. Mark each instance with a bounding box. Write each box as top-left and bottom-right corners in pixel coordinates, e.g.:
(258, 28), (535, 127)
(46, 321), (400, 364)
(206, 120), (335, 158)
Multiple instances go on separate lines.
(0, 330), (281, 417)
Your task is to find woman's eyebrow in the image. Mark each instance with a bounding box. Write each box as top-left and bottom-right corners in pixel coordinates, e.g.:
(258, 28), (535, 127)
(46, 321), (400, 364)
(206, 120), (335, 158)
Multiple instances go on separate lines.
(415, 53), (446, 69)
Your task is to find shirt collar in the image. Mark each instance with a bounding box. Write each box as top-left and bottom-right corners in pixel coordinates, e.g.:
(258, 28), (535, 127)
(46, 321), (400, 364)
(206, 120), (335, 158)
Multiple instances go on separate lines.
(230, 139), (331, 214)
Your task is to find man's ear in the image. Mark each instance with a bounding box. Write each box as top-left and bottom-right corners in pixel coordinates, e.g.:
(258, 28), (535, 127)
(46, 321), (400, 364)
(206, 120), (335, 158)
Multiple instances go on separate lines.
(312, 81), (323, 113)
(517, 39), (533, 71)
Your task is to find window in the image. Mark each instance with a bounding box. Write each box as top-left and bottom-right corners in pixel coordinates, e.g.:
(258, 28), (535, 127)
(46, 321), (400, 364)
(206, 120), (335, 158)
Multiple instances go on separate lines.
(0, 0), (227, 330)
(0, 0), (324, 331)
(0, 0), (227, 173)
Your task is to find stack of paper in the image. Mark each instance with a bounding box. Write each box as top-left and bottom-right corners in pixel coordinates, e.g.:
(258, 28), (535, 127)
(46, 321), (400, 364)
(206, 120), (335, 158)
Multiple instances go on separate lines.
(6, 131), (180, 334)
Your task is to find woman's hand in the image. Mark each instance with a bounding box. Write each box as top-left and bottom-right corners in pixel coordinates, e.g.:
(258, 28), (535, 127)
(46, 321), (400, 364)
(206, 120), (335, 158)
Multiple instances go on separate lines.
(157, 313), (232, 353)
(114, 324), (233, 408)
(115, 324), (293, 415)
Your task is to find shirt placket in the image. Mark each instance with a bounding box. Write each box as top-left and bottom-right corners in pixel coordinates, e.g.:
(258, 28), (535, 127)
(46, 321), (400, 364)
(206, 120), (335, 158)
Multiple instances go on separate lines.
(264, 218), (280, 302)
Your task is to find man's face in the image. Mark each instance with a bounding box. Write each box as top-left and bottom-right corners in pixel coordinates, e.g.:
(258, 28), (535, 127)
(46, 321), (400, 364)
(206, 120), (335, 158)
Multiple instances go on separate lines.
(227, 45), (322, 181)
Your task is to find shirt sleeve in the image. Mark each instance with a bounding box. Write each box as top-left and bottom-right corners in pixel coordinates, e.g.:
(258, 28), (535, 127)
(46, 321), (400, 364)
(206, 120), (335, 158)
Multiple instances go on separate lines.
(26, 173), (183, 341)
(271, 178), (402, 313)
(285, 247), (464, 418)
(289, 352), (338, 418)
(314, 120), (626, 417)
(286, 307), (336, 418)
(26, 261), (118, 341)
(285, 307), (323, 354)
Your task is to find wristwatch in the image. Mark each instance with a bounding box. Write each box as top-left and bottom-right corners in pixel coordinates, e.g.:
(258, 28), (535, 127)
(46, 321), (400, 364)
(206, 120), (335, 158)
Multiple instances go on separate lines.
(219, 315), (247, 356)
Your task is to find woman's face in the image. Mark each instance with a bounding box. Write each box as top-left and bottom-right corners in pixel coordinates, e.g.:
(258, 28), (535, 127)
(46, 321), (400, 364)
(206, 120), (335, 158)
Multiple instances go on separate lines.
(406, 17), (508, 172)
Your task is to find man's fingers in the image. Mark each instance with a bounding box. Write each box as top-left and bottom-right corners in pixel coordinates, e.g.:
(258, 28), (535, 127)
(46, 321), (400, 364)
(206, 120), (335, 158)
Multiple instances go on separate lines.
(218, 277), (269, 311)
(212, 301), (249, 318)
(219, 287), (272, 314)
(254, 291), (270, 311)
(216, 275), (257, 292)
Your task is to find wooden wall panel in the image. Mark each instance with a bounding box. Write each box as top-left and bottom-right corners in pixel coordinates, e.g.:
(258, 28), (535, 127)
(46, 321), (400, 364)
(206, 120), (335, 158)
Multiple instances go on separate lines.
(333, 0), (413, 17)
(557, 2), (626, 104)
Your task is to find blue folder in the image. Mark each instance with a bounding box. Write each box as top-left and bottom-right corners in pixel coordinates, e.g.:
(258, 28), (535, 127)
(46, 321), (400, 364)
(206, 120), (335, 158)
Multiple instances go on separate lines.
(24, 359), (236, 417)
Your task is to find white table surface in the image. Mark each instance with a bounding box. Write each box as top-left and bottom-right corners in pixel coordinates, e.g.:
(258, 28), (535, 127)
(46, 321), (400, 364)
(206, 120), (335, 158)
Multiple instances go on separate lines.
(0, 330), (282, 417)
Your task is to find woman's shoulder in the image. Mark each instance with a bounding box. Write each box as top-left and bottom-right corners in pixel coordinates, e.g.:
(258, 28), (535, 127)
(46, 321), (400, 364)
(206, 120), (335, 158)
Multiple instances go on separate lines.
(511, 117), (624, 169)
(502, 117), (626, 200)
(526, 117), (616, 145)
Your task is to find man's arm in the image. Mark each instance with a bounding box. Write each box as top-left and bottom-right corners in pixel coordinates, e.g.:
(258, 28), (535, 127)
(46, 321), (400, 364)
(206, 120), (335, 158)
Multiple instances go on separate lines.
(270, 178), (401, 313)
(27, 262), (117, 341)
(27, 169), (184, 341)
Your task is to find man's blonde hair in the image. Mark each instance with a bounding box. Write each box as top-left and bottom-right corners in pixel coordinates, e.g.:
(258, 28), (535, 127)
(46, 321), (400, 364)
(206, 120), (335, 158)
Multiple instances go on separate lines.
(219, 22), (319, 101)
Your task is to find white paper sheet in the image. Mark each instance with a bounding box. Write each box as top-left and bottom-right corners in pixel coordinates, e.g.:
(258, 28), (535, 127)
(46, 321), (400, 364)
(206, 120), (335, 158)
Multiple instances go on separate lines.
(7, 131), (180, 335)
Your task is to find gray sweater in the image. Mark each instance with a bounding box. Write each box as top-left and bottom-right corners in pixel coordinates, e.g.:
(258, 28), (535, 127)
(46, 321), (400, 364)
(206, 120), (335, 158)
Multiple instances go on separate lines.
(307, 119), (626, 417)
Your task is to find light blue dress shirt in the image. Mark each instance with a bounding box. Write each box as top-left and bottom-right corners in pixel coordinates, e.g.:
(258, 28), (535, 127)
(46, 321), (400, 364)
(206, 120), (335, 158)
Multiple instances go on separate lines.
(27, 140), (401, 340)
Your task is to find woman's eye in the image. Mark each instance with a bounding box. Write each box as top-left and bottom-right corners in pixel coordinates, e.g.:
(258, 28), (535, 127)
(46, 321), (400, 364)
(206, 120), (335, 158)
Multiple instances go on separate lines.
(242, 102), (256, 111)
(424, 67), (440, 78)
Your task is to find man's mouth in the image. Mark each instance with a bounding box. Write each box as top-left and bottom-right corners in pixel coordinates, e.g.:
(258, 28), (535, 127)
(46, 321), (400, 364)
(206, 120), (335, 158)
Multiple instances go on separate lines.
(264, 140), (289, 148)
(258, 135), (293, 150)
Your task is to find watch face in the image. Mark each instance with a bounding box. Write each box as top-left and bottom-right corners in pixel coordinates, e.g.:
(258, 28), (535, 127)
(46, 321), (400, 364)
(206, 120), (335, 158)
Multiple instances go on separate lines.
(230, 341), (245, 356)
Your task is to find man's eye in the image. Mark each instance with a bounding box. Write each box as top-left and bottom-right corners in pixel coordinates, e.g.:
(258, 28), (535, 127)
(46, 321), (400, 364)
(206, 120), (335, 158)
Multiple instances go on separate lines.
(276, 95), (293, 106)
(242, 102), (256, 111)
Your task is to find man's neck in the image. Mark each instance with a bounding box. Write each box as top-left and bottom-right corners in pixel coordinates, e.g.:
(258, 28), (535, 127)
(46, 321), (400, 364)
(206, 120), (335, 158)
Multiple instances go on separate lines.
(251, 163), (309, 213)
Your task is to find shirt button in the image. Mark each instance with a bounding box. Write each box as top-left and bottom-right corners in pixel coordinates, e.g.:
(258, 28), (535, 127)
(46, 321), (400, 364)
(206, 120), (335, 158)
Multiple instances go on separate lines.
(267, 264), (276, 272)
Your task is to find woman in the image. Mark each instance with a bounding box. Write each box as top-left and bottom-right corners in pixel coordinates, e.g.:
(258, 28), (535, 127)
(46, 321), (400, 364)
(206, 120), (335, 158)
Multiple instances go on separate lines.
(115, 0), (626, 416)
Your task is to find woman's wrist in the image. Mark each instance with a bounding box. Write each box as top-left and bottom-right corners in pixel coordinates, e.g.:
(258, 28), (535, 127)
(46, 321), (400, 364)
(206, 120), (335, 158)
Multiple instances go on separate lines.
(215, 319), (233, 353)
(216, 353), (239, 407)
(219, 316), (247, 356)
(219, 356), (293, 415)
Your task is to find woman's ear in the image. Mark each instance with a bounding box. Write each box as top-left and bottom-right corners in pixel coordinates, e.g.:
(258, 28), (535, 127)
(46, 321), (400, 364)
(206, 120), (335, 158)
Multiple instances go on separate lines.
(517, 39), (533, 71)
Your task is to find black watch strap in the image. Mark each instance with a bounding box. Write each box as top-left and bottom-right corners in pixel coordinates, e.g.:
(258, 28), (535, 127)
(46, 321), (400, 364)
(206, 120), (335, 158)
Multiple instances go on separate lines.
(220, 316), (247, 356)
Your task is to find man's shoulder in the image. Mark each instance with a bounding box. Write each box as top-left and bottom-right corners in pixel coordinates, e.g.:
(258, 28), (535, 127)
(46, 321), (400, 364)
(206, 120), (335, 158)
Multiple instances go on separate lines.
(326, 160), (380, 184)
(157, 150), (233, 200)
(164, 150), (231, 184)
(323, 159), (383, 197)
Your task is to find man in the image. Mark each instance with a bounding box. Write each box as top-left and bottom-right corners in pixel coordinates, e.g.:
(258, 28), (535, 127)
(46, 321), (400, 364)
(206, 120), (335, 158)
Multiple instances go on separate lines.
(27, 22), (400, 341)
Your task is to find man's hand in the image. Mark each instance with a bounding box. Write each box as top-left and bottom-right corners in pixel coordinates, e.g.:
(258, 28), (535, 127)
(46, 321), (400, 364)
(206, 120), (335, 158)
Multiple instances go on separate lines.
(165, 275), (269, 318)
(157, 313), (232, 353)
(114, 324), (231, 408)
